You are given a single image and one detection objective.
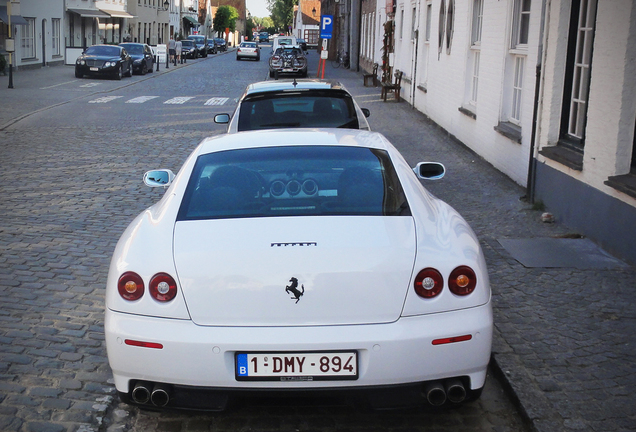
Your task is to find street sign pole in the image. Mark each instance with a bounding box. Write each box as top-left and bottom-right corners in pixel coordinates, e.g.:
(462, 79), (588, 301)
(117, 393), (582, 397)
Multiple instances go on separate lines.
(319, 15), (333, 78)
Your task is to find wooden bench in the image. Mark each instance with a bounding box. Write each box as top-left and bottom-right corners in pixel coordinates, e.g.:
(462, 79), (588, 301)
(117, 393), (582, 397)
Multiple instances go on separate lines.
(363, 63), (379, 87)
(381, 70), (403, 102)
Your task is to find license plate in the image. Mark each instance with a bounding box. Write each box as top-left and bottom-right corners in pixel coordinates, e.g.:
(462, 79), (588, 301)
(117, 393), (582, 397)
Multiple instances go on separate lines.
(236, 351), (357, 381)
(282, 68), (294, 72)
(90, 67), (99, 71)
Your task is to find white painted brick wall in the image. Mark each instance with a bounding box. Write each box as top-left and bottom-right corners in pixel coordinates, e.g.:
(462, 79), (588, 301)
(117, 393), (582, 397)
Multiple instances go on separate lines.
(388, 0), (543, 185)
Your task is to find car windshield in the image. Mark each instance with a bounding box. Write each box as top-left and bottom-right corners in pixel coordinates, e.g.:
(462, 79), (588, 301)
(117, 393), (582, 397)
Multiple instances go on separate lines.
(237, 90), (360, 131)
(177, 146), (408, 220)
(122, 45), (143, 54)
(181, 40), (194, 46)
(85, 46), (120, 56)
(241, 43), (256, 48)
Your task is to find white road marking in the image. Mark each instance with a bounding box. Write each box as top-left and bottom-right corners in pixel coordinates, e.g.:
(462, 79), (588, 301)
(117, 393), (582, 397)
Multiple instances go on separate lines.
(126, 96), (160, 104)
(204, 97), (229, 106)
(89, 96), (123, 103)
(164, 97), (195, 105)
(80, 83), (101, 88)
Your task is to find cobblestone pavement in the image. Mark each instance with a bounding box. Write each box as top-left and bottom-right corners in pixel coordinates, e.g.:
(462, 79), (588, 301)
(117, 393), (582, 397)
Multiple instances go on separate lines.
(1, 53), (635, 432)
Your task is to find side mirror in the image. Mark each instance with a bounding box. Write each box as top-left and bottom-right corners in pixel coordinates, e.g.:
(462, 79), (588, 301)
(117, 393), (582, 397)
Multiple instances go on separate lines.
(214, 113), (230, 124)
(143, 169), (175, 187)
(361, 108), (370, 118)
(413, 162), (445, 180)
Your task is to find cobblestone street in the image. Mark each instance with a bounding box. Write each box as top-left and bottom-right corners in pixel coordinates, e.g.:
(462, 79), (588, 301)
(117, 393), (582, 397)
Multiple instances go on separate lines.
(0, 55), (635, 432)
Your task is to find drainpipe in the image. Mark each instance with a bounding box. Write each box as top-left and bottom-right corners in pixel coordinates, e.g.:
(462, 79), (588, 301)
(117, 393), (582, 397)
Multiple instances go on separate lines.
(526, 0), (548, 203)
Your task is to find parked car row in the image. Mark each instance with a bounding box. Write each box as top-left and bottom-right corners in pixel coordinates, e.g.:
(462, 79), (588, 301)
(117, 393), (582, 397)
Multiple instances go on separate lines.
(74, 36), (232, 80)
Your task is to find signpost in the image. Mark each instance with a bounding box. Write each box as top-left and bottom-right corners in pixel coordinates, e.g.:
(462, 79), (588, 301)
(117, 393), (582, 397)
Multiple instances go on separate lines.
(317, 15), (333, 79)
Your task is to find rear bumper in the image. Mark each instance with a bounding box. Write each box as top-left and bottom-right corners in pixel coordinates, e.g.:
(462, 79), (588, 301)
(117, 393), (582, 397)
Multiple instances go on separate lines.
(106, 302), (492, 408)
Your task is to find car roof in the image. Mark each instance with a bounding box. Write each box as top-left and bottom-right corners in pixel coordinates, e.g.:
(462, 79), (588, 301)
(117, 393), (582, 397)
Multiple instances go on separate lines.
(197, 129), (389, 155)
(243, 79), (350, 96)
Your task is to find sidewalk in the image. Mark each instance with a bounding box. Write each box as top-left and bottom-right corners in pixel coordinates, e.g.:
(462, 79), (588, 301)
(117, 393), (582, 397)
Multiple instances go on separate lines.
(2, 59), (635, 432)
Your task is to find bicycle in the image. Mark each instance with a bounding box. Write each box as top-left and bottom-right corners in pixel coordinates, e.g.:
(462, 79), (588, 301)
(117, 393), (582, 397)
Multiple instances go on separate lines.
(331, 50), (350, 69)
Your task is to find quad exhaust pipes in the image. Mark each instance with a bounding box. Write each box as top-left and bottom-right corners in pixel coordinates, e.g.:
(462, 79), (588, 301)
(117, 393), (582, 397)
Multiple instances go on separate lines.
(424, 379), (467, 406)
(131, 381), (171, 407)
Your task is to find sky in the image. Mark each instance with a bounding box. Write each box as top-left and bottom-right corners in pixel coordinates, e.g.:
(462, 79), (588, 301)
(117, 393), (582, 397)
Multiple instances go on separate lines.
(246, 0), (270, 19)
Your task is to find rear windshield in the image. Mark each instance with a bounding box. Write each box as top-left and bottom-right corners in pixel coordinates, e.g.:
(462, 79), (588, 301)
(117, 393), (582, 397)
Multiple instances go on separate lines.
(177, 146), (409, 220)
(238, 90), (360, 131)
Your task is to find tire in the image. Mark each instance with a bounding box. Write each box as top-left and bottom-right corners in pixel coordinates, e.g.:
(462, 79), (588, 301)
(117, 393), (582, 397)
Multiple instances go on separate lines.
(236, 56), (240, 61)
(125, 63), (133, 77)
(148, 60), (154, 73)
(115, 65), (122, 80)
(332, 59), (341, 69)
(75, 68), (82, 78)
(256, 55), (260, 61)
(141, 63), (147, 75)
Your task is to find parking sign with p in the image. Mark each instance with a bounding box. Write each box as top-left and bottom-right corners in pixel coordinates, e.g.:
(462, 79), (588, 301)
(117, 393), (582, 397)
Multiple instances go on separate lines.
(320, 15), (333, 39)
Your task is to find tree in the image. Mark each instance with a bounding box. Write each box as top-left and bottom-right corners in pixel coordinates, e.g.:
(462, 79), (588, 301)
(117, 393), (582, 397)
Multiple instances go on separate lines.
(267, 0), (297, 34)
(213, 5), (239, 37)
(246, 17), (255, 40)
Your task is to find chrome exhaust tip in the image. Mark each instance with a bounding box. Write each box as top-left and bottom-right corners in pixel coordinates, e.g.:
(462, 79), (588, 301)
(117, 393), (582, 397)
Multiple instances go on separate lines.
(150, 383), (171, 407)
(131, 381), (151, 404)
(445, 379), (467, 404)
(424, 382), (447, 406)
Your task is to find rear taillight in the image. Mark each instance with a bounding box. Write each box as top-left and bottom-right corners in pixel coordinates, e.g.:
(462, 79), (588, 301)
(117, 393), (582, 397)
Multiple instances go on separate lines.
(414, 268), (444, 298)
(449, 266), (477, 296)
(118, 272), (144, 301)
(149, 273), (178, 302)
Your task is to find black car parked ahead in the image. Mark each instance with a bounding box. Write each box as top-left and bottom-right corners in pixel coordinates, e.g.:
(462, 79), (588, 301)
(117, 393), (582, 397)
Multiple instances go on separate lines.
(119, 43), (154, 75)
(75, 45), (133, 80)
(180, 39), (198, 59)
(186, 35), (208, 57)
(214, 38), (227, 52)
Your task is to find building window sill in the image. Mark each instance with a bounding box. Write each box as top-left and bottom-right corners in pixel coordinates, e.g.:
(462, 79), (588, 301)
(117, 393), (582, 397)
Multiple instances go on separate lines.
(458, 106), (476, 120)
(605, 173), (636, 199)
(494, 121), (521, 143)
(539, 145), (583, 171)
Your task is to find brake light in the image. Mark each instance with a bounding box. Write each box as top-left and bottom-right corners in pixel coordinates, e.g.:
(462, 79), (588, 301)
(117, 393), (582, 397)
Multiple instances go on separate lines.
(149, 273), (178, 302)
(118, 272), (144, 301)
(449, 266), (476, 296)
(414, 268), (443, 298)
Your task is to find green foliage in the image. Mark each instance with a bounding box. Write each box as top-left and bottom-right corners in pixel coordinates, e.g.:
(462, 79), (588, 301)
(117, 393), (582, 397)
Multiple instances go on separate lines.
(246, 18), (255, 40)
(267, 0), (297, 33)
(213, 5), (239, 35)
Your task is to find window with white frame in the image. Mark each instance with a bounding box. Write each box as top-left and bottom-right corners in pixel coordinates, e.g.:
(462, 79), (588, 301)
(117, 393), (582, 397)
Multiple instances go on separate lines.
(412, 7), (417, 41)
(510, 55), (525, 122)
(561, 0), (597, 146)
(468, 0), (483, 105)
(438, 0), (446, 58)
(425, 2), (431, 42)
(471, 0), (483, 46)
(21, 17), (36, 59)
(511, 0), (531, 49)
(52, 19), (61, 56)
(445, 0), (454, 54)
(499, 0), (530, 129)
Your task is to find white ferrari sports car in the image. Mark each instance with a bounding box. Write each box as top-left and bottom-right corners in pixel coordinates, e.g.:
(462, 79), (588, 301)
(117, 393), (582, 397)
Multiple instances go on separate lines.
(105, 129), (492, 411)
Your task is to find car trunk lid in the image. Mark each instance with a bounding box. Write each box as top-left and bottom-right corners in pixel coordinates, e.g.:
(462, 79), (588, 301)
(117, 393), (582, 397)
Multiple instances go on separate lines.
(173, 216), (415, 326)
